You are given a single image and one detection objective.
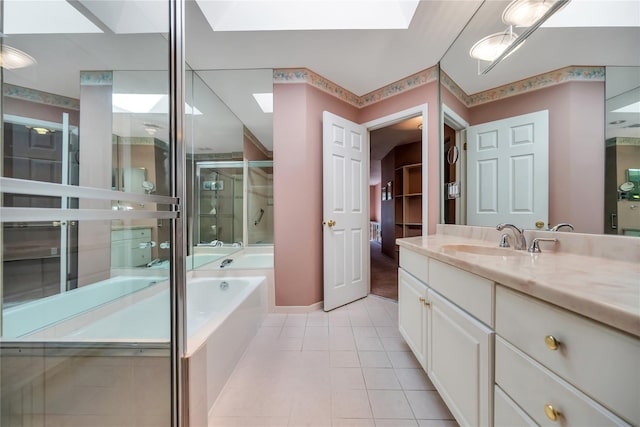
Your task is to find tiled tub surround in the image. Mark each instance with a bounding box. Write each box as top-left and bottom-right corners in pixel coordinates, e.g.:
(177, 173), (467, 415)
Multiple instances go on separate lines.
(1, 276), (267, 426)
(397, 224), (640, 426)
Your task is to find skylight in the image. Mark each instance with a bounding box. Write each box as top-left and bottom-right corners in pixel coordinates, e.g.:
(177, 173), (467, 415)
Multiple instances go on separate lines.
(112, 94), (202, 115)
(253, 93), (274, 113)
(542, 0), (640, 28)
(3, 0), (103, 35)
(613, 101), (640, 114)
(196, 0), (420, 31)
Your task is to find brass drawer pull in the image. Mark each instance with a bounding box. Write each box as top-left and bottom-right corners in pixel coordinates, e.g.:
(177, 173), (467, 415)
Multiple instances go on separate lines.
(545, 335), (560, 351)
(544, 404), (560, 421)
(419, 297), (431, 308)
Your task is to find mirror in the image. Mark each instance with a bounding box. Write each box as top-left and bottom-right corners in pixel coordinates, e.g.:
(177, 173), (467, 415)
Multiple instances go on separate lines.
(185, 69), (274, 270)
(439, 0), (640, 235)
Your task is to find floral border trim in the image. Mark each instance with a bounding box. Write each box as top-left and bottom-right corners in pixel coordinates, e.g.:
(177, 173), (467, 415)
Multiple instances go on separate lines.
(606, 137), (640, 147)
(443, 66), (605, 108)
(274, 68), (361, 107)
(274, 65), (438, 109)
(3, 83), (80, 110)
(360, 66), (438, 107)
(80, 71), (113, 86)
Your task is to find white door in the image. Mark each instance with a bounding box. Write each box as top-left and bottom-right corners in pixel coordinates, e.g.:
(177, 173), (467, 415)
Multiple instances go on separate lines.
(323, 111), (369, 311)
(467, 110), (548, 230)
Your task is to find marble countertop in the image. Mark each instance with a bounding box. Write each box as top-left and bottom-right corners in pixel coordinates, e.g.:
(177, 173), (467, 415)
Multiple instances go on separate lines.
(397, 233), (640, 338)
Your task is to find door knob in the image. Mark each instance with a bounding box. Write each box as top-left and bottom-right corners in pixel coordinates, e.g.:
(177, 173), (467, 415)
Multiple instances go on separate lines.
(323, 220), (336, 227)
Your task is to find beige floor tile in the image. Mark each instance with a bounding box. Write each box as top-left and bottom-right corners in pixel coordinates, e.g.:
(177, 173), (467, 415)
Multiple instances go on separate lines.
(416, 421), (459, 427)
(330, 351), (361, 368)
(380, 336), (411, 352)
(303, 335), (330, 350)
(386, 351), (421, 369)
(329, 334), (357, 351)
(355, 336), (384, 351)
(351, 326), (378, 339)
(305, 326), (330, 337)
(395, 368), (435, 391)
(330, 367), (365, 389)
(367, 390), (414, 419)
(332, 419), (375, 427)
(374, 419), (418, 427)
(358, 351), (392, 368)
(374, 326), (401, 338)
(405, 391), (454, 420)
(282, 326), (306, 338)
(331, 389), (373, 419)
(362, 367), (402, 390)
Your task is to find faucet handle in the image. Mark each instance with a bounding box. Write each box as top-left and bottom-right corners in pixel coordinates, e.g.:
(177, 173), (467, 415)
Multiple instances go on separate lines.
(528, 237), (558, 253)
(499, 234), (510, 248)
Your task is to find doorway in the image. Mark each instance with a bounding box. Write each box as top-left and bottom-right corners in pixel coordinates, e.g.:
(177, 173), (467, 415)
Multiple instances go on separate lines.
(367, 109), (425, 300)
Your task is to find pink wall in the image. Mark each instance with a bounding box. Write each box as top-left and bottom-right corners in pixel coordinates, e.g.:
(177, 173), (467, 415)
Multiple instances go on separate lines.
(468, 81), (605, 234)
(273, 83), (358, 306)
(273, 80), (438, 306)
(370, 184), (381, 222)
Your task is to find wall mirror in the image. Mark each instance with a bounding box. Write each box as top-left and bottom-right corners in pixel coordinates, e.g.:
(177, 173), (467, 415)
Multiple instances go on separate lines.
(439, 0), (640, 236)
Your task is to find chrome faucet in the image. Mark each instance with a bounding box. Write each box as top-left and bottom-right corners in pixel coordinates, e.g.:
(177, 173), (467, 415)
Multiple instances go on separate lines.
(550, 223), (574, 232)
(496, 223), (527, 250)
(138, 241), (156, 249)
(528, 237), (558, 253)
(220, 258), (233, 268)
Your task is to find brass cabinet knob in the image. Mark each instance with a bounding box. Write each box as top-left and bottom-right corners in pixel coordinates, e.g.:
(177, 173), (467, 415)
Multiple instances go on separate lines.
(323, 220), (336, 227)
(545, 335), (560, 351)
(544, 404), (560, 421)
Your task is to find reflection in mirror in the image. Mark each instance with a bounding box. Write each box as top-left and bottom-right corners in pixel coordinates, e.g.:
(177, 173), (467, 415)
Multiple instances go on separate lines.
(605, 67), (640, 236)
(185, 69), (274, 270)
(439, 0), (640, 235)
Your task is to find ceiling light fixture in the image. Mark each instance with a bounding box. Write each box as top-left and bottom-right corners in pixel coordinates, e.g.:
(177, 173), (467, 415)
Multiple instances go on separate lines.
(0, 45), (36, 69)
(27, 126), (52, 135)
(503, 0), (563, 27)
(471, 0), (570, 74)
(470, 28), (520, 62)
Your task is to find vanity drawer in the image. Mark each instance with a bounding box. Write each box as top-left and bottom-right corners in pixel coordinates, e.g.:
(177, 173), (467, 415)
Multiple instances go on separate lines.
(495, 336), (630, 426)
(428, 258), (494, 326)
(112, 228), (151, 241)
(494, 385), (536, 427)
(496, 286), (640, 425)
(399, 247), (429, 284)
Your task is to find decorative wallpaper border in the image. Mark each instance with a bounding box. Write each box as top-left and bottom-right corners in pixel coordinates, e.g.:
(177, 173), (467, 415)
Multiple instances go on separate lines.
(606, 137), (640, 147)
(274, 68), (362, 107)
(443, 66), (606, 108)
(3, 83), (80, 110)
(274, 65), (438, 109)
(80, 71), (113, 86)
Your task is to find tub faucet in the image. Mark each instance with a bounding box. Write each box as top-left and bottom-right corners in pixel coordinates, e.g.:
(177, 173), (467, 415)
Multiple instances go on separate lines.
(220, 258), (233, 268)
(496, 223), (527, 250)
(138, 241), (156, 249)
(550, 223), (574, 232)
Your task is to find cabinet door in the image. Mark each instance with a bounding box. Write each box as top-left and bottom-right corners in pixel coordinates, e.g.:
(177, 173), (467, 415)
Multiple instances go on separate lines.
(398, 268), (428, 369)
(427, 289), (494, 427)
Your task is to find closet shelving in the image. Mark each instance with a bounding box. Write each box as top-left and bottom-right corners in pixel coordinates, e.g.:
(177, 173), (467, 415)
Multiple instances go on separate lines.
(394, 163), (422, 242)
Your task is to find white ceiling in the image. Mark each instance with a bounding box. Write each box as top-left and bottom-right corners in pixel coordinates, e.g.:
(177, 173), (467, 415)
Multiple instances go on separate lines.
(2, 0), (639, 156)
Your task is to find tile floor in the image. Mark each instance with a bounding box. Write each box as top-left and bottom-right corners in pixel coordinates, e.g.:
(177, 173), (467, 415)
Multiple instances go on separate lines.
(209, 296), (458, 427)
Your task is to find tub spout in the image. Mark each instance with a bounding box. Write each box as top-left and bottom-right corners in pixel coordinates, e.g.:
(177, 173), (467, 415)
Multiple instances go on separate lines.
(220, 258), (233, 268)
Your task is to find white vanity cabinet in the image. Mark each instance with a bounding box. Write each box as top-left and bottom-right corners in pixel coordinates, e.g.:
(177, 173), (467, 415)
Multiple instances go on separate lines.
(495, 286), (639, 426)
(398, 268), (428, 369)
(397, 247), (495, 427)
(428, 288), (494, 427)
(111, 227), (152, 267)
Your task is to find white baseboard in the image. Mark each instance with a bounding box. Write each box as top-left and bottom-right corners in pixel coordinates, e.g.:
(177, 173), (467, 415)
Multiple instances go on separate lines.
(271, 301), (323, 314)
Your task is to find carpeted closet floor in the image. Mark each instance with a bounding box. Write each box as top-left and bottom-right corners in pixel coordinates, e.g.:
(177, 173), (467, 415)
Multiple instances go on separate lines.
(370, 241), (399, 300)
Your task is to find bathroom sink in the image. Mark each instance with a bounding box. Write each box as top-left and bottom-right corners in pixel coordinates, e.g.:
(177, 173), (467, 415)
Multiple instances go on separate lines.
(441, 244), (525, 257)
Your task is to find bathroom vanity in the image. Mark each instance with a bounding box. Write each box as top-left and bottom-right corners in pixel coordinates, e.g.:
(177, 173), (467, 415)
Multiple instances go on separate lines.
(397, 225), (640, 427)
